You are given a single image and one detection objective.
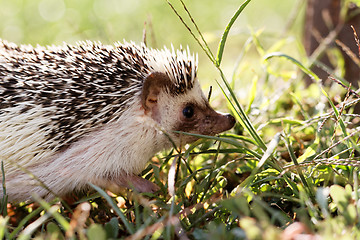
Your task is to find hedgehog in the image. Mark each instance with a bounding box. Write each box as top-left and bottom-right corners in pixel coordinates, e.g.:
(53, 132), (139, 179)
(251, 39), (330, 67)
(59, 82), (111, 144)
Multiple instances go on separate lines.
(0, 39), (236, 202)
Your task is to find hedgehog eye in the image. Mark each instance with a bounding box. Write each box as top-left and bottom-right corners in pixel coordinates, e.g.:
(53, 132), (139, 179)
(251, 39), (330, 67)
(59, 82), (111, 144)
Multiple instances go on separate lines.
(183, 105), (194, 118)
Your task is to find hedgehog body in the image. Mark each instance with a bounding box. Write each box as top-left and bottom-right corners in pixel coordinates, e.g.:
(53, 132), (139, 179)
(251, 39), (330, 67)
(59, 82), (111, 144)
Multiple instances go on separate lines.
(0, 40), (235, 201)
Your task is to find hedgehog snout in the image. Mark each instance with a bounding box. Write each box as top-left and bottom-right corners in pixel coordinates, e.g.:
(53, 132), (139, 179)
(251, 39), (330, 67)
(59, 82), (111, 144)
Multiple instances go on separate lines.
(225, 114), (236, 130)
(207, 111), (236, 135)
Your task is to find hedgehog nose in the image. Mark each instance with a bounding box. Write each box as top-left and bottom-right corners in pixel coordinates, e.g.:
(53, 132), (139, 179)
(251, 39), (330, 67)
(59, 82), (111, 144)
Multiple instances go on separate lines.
(226, 114), (236, 127)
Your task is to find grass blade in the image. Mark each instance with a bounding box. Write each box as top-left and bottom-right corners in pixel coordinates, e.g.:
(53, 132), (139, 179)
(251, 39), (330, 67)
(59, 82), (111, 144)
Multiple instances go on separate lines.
(264, 52), (320, 82)
(217, 73), (267, 151)
(33, 196), (70, 231)
(89, 184), (135, 234)
(165, 0), (214, 62)
(321, 88), (360, 153)
(1, 161), (7, 217)
(167, 0), (265, 151)
(178, 0), (215, 61)
(173, 131), (262, 158)
(216, 0), (253, 66)
(321, 88), (348, 137)
(9, 206), (45, 239)
(283, 136), (315, 201)
(246, 76), (258, 114)
(238, 132), (280, 189)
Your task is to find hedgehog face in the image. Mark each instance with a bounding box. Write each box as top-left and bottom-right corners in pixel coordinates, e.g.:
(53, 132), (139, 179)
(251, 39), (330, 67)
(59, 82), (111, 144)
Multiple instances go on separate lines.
(141, 72), (235, 145)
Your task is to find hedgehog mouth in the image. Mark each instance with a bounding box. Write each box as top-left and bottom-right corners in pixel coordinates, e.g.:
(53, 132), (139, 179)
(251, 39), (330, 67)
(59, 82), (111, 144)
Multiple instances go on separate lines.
(201, 112), (236, 136)
(173, 113), (235, 144)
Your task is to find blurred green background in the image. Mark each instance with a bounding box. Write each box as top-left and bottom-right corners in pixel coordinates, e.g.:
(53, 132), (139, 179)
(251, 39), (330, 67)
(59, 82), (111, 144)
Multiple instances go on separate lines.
(0, 0), (305, 105)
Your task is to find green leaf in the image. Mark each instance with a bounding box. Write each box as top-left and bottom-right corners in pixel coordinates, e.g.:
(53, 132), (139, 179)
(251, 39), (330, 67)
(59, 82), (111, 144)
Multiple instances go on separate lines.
(330, 185), (347, 207)
(239, 217), (262, 239)
(222, 197), (250, 217)
(297, 136), (319, 162)
(104, 217), (119, 239)
(87, 224), (107, 240)
(47, 222), (64, 240)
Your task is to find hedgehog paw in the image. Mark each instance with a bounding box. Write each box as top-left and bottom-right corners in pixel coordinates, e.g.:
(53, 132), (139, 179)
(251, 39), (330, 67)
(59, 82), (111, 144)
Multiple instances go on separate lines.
(124, 175), (160, 193)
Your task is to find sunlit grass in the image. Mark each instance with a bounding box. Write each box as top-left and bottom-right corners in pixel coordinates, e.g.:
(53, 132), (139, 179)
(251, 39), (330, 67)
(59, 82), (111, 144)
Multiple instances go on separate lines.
(1, 0), (360, 239)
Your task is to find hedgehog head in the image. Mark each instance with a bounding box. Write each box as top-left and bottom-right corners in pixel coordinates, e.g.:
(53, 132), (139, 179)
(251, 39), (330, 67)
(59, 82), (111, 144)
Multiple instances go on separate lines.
(140, 49), (235, 145)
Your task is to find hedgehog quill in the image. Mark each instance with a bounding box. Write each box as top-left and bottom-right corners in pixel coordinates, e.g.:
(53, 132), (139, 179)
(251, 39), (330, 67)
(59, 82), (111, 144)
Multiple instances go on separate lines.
(0, 40), (235, 202)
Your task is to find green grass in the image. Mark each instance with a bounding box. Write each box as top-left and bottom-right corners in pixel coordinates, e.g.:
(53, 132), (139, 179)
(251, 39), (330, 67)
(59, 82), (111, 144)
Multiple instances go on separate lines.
(1, 0), (360, 239)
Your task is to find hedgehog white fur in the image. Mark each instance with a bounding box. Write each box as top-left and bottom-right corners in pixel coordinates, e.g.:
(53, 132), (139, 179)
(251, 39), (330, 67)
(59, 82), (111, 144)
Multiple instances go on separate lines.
(0, 39), (235, 202)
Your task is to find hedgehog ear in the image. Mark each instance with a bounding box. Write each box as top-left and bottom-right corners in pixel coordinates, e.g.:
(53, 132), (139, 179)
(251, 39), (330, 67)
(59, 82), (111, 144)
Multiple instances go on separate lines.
(141, 72), (170, 112)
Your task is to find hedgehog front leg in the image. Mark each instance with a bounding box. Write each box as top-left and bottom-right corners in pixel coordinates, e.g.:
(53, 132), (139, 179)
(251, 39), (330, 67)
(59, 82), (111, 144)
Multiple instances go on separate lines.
(105, 174), (160, 194)
(121, 174), (160, 193)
